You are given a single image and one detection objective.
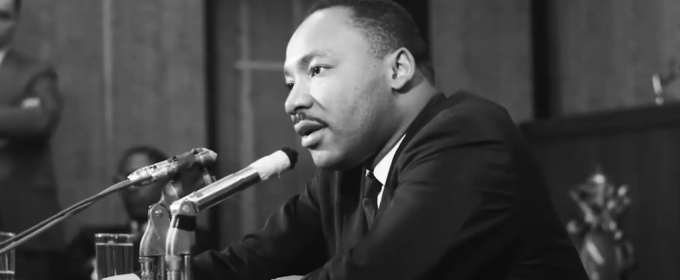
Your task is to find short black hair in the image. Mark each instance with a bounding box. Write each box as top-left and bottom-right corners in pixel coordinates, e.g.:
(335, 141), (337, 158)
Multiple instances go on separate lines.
(307, 0), (434, 83)
(116, 145), (168, 174)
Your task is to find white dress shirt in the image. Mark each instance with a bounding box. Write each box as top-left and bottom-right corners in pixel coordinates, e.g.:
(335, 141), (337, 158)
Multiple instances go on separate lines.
(0, 48), (7, 66)
(367, 135), (405, 207)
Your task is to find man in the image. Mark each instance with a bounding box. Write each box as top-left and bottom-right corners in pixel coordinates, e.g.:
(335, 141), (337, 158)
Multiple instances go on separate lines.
(193, 0), (589, 279)
(0, 0), (67, 279)
(67, 146), (215, 280)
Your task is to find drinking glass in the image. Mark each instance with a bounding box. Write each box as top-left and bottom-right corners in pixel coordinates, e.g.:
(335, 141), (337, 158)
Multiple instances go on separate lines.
(95, 233), (135, 279)
(0, 232), (15, 280)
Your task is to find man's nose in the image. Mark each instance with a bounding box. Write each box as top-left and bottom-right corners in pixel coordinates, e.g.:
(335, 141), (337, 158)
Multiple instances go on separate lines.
(284, 83), (313, 115)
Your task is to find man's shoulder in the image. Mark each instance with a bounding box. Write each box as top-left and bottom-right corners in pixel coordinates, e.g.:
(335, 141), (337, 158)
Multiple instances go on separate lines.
(391, 90), (525, 169)
(415, 91), (519, 141)
(439, 91), (515, 125)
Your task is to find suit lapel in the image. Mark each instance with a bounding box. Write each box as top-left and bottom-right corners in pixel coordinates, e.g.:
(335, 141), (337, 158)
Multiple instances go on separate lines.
(375, 92), (451, 218)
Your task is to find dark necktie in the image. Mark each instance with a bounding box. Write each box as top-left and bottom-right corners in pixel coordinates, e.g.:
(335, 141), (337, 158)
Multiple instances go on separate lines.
(362, 171), (383, 229)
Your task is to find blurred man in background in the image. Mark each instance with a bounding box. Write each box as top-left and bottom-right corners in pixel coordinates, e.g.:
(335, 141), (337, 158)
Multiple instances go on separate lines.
(0, 0), (66, 279)
(67, 146), (214, 280)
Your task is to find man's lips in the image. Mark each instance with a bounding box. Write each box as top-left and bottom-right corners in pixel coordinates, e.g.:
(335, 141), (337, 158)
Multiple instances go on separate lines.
(294, 120), (326, 137)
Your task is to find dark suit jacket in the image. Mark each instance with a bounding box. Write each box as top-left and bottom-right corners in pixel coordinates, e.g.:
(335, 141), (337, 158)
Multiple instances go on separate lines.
(193, 91), (589, 280)
(0, 49), (63, 250)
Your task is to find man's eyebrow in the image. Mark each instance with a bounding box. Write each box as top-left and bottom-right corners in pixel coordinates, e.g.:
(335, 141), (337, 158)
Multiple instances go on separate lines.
(300, 50), (333, 65)
(284, 49), (336, 76)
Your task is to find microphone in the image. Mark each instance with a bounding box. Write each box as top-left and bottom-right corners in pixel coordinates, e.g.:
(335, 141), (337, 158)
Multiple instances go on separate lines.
(170, 148), (298, 213)
(127, 147), (218, 186)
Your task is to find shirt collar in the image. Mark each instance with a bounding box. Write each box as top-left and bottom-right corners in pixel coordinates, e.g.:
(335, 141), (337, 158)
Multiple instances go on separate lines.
(0, 48), (9, 65)
(368, 134), (405, 185)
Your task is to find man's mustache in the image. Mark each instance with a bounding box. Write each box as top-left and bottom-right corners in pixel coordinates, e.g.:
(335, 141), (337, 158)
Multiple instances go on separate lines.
(292, 113), (327, 126)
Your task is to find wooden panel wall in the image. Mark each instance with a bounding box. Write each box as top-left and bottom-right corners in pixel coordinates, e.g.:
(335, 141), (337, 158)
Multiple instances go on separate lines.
(546, 0), (680, 116)
(430, 0), (534, 122)
(15, 0), (207, 242)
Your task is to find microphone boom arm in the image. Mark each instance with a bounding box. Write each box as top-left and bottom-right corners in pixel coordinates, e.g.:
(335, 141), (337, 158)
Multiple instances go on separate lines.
(139, 167), (216, 280)
(163, 148), (298, 280)
(138, 148), (217, 280)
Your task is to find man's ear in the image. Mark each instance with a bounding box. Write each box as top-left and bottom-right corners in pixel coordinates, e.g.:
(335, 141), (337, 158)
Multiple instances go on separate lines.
(385, 47), (416, 91)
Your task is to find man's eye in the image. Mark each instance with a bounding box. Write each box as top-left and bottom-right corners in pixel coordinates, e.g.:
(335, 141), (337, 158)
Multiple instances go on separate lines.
(310, 66), (327, 77)
(285, 83), (294, 91)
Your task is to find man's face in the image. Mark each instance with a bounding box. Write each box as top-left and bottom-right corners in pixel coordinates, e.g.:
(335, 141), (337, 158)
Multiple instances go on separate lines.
(119, 153), (165, 221)
(0, 0), (17, 49)
(284, 7), (394, 170)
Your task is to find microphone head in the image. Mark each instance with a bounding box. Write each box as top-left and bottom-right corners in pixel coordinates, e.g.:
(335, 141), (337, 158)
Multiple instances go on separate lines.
(250, 148), (298, 180)
(127, 148), (218, 186)
(280, 147), (298, 169)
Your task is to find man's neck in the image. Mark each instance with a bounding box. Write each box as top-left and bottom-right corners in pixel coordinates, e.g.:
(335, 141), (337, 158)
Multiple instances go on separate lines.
(367, 85), (439, 170)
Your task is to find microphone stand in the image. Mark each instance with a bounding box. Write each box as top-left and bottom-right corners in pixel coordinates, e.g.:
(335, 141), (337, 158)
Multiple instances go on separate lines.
(165, 166), (263, 280)
(139, 167), (215, 280)
(165, 202), (199, 280)
(162, 148), (297, 280)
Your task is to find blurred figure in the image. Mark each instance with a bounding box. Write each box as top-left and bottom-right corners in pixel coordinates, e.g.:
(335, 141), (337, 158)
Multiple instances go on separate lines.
(115, 146), (171, 238)
(66, 146), (214, 280)
(0, 0), (66, 279)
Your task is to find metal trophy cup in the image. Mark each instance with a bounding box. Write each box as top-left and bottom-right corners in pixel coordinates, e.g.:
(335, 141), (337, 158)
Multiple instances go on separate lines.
(651, 58), (680, 105)
(566, 170), (634, 280)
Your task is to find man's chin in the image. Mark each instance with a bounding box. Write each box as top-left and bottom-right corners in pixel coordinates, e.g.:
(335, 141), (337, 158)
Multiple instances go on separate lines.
(309, 149), (338, 169)
(309, 150), (357, 171)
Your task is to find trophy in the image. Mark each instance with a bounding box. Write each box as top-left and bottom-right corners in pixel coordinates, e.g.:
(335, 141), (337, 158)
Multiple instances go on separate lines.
(566, 169), (634, 280)
(651, 58), (680, 105)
